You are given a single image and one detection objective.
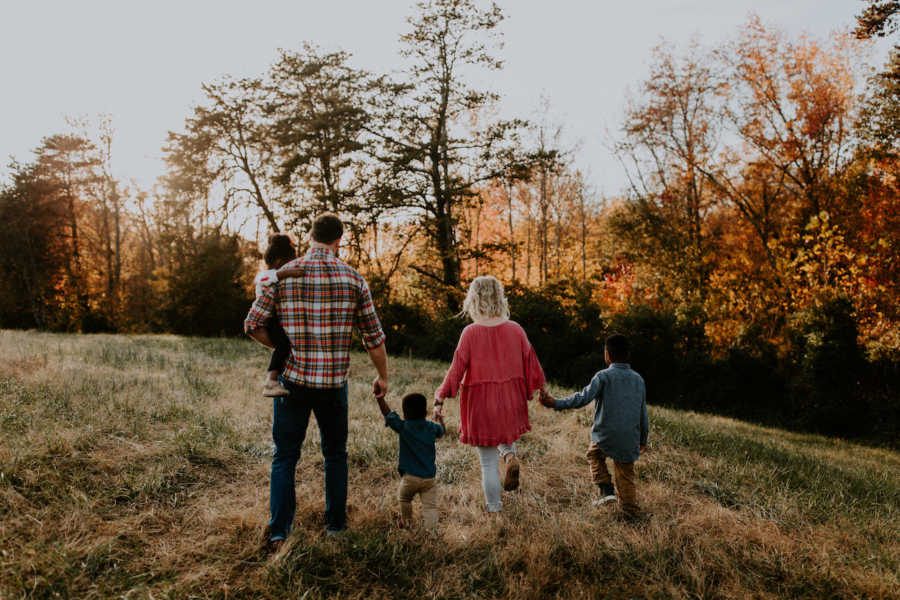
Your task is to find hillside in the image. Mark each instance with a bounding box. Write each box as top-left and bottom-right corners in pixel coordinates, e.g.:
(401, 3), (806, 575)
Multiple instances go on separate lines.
(1, 331), (897, 599)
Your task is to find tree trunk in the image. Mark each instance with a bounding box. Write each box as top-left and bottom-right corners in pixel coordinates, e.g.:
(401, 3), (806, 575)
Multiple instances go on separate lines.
(102, 193), (113, 300)
(580, 187), (587, 281)
(539, 165), (549, 285)
(114, 185), (121, 289)
(246, 164), (280, 232)
(435, 207), (461, 310)
(526, 210), (533, 285)
(473, 198), (483, 276)
(507, 181), (516, 281)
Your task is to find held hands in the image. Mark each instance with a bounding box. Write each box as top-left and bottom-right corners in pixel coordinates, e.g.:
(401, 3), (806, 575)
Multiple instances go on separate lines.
(374, 392), (391, 417)
(432, 391), (444, 420)
(373, 376), (388, 399)
(538, 387), (555, 409)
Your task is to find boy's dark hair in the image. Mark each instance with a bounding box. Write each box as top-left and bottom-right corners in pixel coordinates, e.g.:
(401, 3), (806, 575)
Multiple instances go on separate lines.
(605, 334), (630, 362)
(311, 213), (344, 244)
(401, 392), (428, 420)
(264, 233), (296, 268)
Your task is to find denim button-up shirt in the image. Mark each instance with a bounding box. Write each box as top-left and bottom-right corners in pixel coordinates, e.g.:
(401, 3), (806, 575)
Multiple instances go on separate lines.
(554, 363), (649, 463)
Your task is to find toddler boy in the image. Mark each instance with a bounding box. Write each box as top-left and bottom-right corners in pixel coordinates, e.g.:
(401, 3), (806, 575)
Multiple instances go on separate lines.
(376, 392), (445, 529)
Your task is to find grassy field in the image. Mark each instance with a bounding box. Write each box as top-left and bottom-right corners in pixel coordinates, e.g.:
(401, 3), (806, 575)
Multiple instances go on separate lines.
(0, 330), (898, 599)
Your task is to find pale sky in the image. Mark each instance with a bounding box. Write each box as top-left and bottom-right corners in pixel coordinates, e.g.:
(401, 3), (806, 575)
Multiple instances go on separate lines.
(0, 1), (882, 199)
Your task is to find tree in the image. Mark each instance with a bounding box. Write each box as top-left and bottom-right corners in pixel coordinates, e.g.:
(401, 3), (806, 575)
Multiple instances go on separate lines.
(266, 44), (385, 265)
(162, 233), (253, 336)
(858, 53), (900, 153)
(370, 0), (525, 309)
(68, 116), (125, 312)
(0, 163), (67, 329)
(527, 99), (567, 286)
(855, 1), (900, 39)
(720, 19), (859, 228)
(32, 133), (102, 328)
(165, 76), (283, 232)
(614, 42), (727, 301)
(268, 45), (371, 219)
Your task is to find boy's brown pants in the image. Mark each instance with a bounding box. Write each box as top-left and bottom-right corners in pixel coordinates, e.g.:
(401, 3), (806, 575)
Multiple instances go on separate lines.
(398, 474), (438, 529)
(586, 442), (638, 517)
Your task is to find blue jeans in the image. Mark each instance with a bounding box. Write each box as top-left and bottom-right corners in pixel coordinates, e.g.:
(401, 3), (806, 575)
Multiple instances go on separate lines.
(269, 380), (348, 540)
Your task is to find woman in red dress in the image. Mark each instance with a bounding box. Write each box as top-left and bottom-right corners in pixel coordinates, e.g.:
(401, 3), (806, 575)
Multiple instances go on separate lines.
(435, 276), (546, 512)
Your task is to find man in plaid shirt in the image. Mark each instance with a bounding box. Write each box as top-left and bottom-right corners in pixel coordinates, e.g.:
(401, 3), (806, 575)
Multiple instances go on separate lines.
(245, 213), (388, 546)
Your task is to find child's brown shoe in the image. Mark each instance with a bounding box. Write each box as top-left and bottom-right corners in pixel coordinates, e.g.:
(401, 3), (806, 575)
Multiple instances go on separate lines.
(502, 453), (520, 491)
(263, 379), (290, 397)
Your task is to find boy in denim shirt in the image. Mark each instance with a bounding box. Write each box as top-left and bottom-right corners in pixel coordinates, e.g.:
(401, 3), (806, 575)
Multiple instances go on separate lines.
(376, 392), (445, 529)
(540, 334), (649, 518)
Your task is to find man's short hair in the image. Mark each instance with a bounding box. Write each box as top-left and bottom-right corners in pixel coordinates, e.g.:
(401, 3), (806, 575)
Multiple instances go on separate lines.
(311, 213), (344, 244)
(264, 233), (296, 268)
(402, 392), (427, 420)
(605, 334), (630, 362)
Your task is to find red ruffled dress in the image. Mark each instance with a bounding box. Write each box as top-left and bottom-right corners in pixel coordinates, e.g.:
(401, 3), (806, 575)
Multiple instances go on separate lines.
(436, 320), (546, 447)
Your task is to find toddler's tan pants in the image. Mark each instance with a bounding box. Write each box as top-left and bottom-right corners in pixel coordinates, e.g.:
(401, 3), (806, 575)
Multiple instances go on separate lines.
(398, 473), (438, 529)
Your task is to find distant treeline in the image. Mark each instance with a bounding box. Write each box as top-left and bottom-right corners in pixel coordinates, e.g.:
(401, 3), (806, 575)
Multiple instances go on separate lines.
(379, 286), (899, 447)
(1, 1), (898, 444)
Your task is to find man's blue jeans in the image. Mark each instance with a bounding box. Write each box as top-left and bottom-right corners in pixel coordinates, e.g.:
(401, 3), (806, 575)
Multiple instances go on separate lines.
(269, 381), (348, 540)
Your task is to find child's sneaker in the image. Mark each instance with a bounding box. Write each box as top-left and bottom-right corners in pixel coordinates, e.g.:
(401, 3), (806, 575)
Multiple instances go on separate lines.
(263, 379), (289, 397)
(502, 453), (520, 491)
(593, 482), (616, 506)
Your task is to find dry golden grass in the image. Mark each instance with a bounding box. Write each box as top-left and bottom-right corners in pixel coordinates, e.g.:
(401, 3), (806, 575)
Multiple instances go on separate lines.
(0, 330), (898, 599)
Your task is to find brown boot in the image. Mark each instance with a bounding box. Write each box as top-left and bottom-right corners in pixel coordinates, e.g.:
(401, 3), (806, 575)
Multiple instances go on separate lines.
(502, 453), (520, 491)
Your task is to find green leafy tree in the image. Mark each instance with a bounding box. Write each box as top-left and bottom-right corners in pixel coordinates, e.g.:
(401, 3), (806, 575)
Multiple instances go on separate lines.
(162, 233), (254, 336)
(856, 0), (900, 154)
(267, 45), (371, 220)
(165, 76), (283, 232)
(370, 0), (525, 309)
(0, 163), (67, 328)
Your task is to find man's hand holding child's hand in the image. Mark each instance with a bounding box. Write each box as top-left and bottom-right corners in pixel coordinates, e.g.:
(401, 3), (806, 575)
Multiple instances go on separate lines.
(538, 388), (555, 409)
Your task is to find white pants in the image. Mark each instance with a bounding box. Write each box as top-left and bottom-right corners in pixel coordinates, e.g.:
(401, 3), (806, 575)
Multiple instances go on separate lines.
(476, 443), (516, 512)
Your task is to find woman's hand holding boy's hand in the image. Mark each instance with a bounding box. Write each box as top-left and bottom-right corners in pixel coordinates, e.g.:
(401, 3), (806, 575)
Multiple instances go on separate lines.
(433, 391), (444, 420)
(538, 388), (555, 408)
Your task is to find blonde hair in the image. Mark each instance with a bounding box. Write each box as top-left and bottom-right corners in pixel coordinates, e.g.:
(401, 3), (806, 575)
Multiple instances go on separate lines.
(461, 276), (510, 322)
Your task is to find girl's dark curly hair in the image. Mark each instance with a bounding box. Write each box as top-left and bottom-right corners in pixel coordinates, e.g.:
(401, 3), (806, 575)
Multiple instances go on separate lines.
(264, 233), (296, 268)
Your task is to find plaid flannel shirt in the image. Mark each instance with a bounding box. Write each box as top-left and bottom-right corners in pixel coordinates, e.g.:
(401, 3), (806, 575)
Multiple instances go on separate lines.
(244, 247), (386, 389)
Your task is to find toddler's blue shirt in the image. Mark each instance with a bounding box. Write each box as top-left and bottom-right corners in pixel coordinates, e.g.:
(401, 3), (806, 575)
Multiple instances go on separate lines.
(385, 412), (445, 479)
